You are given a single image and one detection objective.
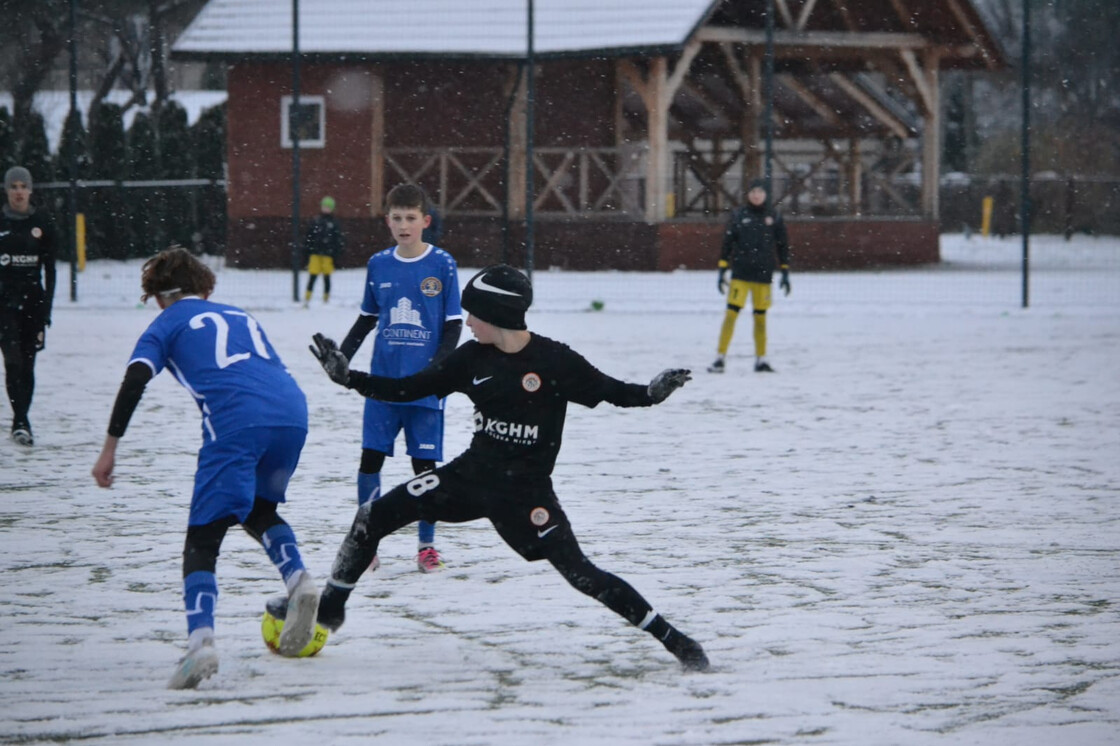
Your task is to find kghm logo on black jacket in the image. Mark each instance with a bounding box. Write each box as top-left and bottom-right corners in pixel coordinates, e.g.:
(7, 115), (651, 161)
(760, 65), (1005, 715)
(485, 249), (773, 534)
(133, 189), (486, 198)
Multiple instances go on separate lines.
(473, 410), (539, 445)
(0, 254), (39, 267)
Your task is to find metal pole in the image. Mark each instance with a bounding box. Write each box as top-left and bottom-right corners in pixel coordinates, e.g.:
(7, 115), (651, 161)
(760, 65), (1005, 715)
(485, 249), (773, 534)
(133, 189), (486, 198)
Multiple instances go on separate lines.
(764, 0), (775, 193)
(502, 64), (524, 266)
(68, 0), (78, 302)
(1020, 0), (1031, 309)
(524, 0), (535, 280)
(290, 0), (302, 302)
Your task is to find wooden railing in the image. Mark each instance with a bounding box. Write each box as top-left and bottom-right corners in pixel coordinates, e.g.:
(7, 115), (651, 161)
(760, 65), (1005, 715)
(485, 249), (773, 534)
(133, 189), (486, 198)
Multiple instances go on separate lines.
(383, 145), (645, 218)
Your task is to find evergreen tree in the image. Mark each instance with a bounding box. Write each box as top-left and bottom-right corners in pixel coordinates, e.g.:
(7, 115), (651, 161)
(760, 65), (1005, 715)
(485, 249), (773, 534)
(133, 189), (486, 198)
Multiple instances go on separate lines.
(88, 102), (130, 259)
(55, 109), (92, 182)
(52, 109), (92, 263)
(128, 112), (160, 255)
(191, 103), (227, 255)
(157, 100), (195, 250)
(192, 104), (225, 180)
(16, 110), (54, 183)
(0, 107), (15, 175)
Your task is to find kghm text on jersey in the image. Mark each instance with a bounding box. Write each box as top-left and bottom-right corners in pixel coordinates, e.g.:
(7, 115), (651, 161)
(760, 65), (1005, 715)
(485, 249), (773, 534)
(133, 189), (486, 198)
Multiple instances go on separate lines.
(473, 411), (539, 444)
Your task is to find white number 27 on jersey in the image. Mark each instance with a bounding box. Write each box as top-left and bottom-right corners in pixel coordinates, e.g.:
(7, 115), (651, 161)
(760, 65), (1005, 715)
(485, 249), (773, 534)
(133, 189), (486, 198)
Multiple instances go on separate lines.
(190, 311), (271, 368)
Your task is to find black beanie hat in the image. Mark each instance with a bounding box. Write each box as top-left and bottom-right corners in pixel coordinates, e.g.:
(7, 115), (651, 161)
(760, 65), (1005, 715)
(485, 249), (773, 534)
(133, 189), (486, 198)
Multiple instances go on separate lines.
(461, 264), (533, 330)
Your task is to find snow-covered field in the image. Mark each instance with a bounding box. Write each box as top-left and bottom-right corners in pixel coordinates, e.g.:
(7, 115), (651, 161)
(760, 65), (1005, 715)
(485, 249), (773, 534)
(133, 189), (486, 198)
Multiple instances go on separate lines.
(2, 234), (1118, 745)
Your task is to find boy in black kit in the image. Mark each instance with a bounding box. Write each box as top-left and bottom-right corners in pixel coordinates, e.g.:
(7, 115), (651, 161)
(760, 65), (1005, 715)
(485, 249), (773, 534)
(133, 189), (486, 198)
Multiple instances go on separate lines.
(277, 264), (709, 671)
(0, 166), (56, 446)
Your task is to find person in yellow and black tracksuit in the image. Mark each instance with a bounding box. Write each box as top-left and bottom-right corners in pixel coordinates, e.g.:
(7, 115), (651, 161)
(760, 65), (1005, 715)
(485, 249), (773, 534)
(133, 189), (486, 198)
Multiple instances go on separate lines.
(0, 166), (56, 445)
(708, 179), (790, 374)
(303, 196), (344, 306)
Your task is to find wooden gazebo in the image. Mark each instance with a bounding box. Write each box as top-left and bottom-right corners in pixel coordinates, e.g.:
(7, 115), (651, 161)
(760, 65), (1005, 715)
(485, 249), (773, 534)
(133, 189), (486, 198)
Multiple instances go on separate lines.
(173, 0), (1005, 270)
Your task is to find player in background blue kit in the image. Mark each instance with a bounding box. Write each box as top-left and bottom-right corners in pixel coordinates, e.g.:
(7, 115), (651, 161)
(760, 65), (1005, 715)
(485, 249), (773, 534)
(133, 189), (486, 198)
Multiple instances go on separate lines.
(91, 247), (320, 689)
(339, 184), (462, 573)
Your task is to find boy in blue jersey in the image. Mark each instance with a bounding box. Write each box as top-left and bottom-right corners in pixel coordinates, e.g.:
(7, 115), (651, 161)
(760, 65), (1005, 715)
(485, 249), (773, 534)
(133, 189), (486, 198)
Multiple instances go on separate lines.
(339, 184), (462, 574)
(91, 247), (320, 689)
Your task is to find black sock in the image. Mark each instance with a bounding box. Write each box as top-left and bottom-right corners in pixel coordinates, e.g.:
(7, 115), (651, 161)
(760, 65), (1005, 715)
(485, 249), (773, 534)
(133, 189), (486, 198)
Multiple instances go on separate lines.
(644, 613), (675, 642)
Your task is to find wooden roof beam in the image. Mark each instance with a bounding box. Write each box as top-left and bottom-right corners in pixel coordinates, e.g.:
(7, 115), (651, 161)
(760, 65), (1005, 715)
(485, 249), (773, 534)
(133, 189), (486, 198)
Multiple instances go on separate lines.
(828, 72), (912, 139)
(618, 39), (703, 110)
(678, 79), (732, 126)
(797, 0), (822, 31)
(780, 75), (840, 124)
(717, 42), (758, 107)
(696, 27), (928, 50)
(945, 0), (1000, 69)
(887, 0), (919, 30)
(899, 49), (936, 115)
(774, 0), (795, 29)
(825, 0), (858, 32)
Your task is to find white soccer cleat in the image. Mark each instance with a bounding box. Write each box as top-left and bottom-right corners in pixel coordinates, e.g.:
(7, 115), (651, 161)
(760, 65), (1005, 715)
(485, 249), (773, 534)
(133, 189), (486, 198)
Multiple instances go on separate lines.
(168, 638), (219, 690)
(277, 571), (319, 657)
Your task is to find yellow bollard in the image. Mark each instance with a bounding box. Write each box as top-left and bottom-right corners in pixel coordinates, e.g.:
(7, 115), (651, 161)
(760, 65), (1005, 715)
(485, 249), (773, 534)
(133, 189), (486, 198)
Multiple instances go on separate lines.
(980, 196), (993, 237)
(75, 213), (86, 272)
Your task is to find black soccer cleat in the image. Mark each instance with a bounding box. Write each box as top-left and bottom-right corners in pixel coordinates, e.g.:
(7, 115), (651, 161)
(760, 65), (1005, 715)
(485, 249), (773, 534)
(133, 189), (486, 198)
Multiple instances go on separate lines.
(266, 590), (346, 632)
(11, 423), (33, 446)
(664, 631), (710, 672)
(753, 361), (774, 373)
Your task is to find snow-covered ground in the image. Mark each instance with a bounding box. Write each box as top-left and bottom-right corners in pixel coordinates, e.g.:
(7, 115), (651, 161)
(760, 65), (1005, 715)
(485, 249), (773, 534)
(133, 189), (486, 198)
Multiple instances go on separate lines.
(2, 234), (1118, 745)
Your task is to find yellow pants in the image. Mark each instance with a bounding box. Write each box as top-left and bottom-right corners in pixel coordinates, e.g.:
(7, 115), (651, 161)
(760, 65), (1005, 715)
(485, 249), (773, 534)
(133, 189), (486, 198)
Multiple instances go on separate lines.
(717, 280), (770, 357)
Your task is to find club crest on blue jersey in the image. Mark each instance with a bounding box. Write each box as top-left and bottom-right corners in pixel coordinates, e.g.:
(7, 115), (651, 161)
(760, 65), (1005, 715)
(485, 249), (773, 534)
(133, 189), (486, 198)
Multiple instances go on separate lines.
(420, 277), (443, 297)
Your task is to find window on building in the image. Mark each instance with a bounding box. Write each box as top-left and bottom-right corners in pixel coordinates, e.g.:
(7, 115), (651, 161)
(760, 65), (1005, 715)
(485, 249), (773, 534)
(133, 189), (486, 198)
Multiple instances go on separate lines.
(281, 95), (325, 148)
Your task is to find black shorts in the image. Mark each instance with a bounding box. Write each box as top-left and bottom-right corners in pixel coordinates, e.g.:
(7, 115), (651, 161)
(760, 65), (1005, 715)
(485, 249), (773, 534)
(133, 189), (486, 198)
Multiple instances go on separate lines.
(393, 457), (574, 562)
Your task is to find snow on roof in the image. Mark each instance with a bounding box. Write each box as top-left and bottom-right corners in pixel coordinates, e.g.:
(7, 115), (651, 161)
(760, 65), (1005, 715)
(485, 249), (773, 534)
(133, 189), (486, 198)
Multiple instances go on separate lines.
(172, 0), (718, 59)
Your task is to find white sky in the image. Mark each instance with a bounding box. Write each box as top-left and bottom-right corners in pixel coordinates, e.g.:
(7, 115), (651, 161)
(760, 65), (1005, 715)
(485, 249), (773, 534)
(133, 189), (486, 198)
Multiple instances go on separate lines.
(2, 234), (1118, 744)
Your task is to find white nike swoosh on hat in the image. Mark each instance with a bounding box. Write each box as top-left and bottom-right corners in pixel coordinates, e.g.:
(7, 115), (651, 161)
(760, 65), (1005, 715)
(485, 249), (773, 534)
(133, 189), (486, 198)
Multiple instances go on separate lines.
(472, 274), (522, 297)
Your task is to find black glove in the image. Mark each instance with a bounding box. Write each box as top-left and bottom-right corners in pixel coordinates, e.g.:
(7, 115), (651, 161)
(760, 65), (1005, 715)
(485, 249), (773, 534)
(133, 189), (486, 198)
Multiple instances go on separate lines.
(648, 368), (692, 403)
(717, 268), (728, 295)
(779, 268), (791, 296)
(309, 332), (350, 385)
(35, 329), (45, 352)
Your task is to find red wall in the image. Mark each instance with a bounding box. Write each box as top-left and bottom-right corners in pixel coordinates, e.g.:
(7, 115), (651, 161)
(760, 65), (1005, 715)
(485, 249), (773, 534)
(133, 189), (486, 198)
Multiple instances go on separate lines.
(226, 62), (376, 220)
(226, 215), (939, 271)
(656, 219), (940, 270)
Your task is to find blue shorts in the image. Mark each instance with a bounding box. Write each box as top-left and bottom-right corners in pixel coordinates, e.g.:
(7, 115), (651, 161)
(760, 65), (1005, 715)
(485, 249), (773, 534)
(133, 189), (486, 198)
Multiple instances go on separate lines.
(363, 399), (444, 461)
(190, 426), (307, 526)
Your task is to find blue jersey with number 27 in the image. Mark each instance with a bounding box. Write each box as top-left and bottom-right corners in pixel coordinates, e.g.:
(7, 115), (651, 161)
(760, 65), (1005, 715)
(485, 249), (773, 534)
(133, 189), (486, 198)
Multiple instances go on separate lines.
(128, 297), (308, 442)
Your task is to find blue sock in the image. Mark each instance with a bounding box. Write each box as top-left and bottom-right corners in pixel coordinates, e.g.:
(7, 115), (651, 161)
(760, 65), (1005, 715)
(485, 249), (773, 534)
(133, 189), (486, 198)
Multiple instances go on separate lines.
(418, 520), (435, 546)
(261, 524), (306, 586)
(183, 571), (218, 636)
(358, 471), (381, 507)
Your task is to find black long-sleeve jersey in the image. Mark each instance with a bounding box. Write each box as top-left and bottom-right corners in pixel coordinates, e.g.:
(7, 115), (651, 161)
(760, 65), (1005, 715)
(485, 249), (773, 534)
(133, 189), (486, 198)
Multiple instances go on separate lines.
(0, 207), (56, 320)
(343, 333), (654, 480)
(304, 214), (343, 260)
(719, 202), (790, 284)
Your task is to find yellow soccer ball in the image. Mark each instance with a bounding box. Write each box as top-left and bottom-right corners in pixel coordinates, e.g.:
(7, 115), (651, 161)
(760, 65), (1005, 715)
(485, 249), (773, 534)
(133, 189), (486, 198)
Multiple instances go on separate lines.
(261, 611), (329, 657)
